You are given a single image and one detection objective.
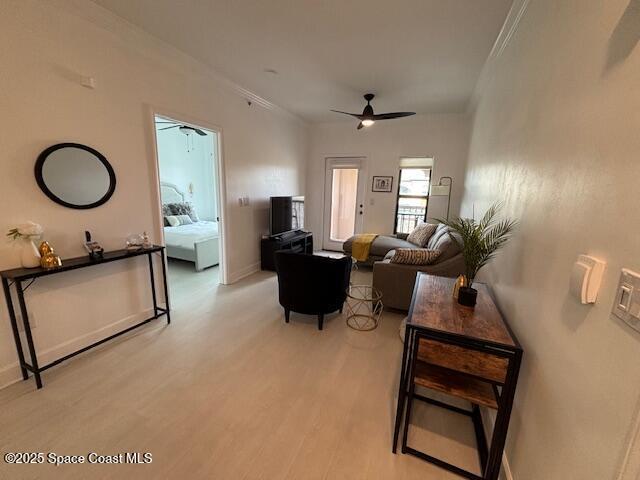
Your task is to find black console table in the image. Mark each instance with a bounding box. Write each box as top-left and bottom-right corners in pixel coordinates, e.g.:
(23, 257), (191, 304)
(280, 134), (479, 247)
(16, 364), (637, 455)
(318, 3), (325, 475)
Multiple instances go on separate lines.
(261, 231), (313, 271)
(0, 245), (170, 389)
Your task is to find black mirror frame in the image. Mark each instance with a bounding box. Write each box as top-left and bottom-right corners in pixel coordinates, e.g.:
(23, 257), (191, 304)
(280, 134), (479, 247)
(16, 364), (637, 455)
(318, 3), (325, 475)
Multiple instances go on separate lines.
(35, 143), (116, 210)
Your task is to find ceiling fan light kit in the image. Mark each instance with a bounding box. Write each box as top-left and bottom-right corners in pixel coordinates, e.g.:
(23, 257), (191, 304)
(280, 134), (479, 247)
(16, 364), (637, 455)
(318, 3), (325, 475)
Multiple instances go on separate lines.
(331, 93), (416, 130)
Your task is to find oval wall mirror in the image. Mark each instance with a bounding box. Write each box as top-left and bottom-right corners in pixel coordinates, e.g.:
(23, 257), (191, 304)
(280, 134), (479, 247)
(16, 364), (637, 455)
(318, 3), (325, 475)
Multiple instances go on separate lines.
(35, 143), (116, 209)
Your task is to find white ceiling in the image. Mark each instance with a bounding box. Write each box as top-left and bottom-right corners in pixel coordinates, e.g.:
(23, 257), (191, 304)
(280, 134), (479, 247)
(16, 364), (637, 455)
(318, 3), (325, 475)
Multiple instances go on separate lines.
(93, 0), (513, 122)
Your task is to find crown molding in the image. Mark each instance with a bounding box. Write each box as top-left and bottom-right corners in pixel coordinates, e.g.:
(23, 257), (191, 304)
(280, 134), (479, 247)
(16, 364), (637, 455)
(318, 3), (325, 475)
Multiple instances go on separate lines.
(50, 0), (306, 125)
(468, 0), (531, 112)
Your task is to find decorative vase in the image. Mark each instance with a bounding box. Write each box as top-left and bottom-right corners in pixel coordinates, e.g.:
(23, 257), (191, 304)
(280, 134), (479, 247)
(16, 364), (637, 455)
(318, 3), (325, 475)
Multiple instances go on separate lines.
(452, 274), (467, 299)
(21, 238), (41, 268)
(457, 286), (478, 308)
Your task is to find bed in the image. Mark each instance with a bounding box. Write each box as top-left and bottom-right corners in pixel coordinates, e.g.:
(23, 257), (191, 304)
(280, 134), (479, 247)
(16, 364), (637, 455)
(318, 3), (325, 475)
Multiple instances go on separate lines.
(161, 182), (220, 271)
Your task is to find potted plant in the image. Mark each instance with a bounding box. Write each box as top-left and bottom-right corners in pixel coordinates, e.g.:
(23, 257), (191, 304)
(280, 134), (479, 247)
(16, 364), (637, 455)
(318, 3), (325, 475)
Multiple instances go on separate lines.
(439, 203), (517, 307)
(7, 221), (44, 268)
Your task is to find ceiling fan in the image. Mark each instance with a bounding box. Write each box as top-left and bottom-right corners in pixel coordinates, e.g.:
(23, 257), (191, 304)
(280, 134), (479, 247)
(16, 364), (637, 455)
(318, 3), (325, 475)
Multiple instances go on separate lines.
(156, 121), (207, 136)
(331, 93), (416, 130)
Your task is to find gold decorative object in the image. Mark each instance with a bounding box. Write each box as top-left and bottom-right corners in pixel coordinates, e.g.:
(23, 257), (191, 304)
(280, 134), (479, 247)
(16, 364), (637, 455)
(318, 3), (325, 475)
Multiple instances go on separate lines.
(39, 241), (62, 269)
(452, 275), (467, 299)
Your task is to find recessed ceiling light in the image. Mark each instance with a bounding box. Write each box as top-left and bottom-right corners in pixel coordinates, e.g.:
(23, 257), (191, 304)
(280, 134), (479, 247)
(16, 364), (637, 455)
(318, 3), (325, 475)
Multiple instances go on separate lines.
(264, 68), (278, 75)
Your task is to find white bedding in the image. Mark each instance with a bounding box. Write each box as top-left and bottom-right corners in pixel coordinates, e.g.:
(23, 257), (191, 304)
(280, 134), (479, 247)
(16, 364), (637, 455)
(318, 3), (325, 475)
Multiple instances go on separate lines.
(164, 221), (219, 249)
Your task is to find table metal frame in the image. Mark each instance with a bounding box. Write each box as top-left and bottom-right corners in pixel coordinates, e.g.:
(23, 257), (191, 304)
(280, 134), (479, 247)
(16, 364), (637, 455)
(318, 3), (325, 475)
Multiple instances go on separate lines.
(392, 277), (522, 480)
(1, 246), (170, 389)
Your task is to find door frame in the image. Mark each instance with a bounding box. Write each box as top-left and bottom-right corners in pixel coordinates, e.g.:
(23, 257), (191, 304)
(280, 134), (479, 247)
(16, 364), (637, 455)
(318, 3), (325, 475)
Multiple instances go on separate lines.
(322, 156), (367, 251)
(147, 105), (229, 285)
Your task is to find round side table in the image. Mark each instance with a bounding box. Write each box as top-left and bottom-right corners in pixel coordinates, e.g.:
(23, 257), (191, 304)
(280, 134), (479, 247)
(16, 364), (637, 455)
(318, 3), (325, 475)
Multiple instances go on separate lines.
(345, 284), (383, 331)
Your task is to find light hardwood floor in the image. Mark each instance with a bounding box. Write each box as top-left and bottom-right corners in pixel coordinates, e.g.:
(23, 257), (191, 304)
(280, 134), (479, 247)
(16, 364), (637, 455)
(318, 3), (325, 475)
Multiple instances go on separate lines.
(0, 259), (480, 479)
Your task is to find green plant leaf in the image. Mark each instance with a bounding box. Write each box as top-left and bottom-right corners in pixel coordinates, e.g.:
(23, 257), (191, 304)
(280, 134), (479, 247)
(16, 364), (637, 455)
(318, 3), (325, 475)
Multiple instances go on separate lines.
(436, 202), (516, 287)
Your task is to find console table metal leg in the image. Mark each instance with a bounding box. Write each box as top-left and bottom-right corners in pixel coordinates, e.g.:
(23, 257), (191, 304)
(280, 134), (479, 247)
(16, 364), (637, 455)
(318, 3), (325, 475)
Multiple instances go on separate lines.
(15, 280), (42, 389)
(148, 253), (158, 318)
(401, 331), (420, 455)
(160, 249), (171, 324)
(2, 278), (28, 380)
(484, 351), (522, 479)
(392, 325), (413, 453)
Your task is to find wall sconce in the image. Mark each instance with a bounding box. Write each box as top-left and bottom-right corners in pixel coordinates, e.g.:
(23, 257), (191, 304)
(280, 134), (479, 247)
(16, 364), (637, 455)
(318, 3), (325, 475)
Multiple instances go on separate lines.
(188, 182), (194, 196)
(427, 176), (453, 220)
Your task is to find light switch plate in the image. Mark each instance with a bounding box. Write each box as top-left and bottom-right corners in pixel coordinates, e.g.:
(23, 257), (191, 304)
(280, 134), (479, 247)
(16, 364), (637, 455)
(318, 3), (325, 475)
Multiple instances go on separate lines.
(613, 269), (640, 333)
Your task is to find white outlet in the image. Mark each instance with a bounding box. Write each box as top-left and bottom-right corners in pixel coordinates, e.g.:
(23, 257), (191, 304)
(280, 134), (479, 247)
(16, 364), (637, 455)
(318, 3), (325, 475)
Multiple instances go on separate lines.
(16, 311), (36, 332)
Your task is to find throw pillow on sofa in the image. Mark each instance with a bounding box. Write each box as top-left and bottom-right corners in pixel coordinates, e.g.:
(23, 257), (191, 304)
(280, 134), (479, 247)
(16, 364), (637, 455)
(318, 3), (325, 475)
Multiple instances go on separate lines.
(406, 222), (437, 247)
(390, 248), (441, 265)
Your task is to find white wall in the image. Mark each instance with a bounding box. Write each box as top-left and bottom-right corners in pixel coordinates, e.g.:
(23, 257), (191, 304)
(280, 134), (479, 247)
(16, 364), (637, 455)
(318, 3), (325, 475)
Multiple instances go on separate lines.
(462, 0), (640, 478)
(306, 114), (470, 244)
(155, 124), (217, 221)
(0, 0), (307, 388)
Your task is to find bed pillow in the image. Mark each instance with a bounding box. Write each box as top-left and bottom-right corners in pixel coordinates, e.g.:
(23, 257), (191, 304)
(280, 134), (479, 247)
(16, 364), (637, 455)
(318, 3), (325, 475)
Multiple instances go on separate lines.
(390, 248), (441, 265)
(406, 222), (438, 247)
(162, 204), (173, 226)
(165, 202), (199, 222)
(165, 215), (193, 227)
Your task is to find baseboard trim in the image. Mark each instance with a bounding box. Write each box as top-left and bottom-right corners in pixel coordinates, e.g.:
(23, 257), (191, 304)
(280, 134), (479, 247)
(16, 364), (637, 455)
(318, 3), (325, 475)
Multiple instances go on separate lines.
(0, 308), (157, 390)
(227, 261), (261, 284)
(480, 408), (515, 480)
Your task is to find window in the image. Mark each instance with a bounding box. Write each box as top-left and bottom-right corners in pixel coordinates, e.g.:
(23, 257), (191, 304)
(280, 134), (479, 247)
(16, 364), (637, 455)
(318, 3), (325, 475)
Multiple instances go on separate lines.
(394, 158), (433, 234)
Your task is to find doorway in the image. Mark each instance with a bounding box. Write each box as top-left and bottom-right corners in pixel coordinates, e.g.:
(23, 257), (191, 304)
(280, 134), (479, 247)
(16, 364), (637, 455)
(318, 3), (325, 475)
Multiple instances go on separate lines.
(152, 113), (226, 287)
(323, 157), (366, 251)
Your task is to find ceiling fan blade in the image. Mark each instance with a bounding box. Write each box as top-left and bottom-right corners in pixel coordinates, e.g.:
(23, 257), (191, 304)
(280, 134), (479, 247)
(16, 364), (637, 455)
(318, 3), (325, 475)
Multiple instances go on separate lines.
(159, 125), (179, 131)
(371, 112), (416, 120)
(357, 122), (364, 130)
(330, 109), (366, 120)
(193, 128), (207, 136)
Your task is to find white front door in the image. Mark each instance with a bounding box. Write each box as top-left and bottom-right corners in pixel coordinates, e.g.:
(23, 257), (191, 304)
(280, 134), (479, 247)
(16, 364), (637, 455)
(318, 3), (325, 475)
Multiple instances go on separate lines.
(323, 157), (366, 251)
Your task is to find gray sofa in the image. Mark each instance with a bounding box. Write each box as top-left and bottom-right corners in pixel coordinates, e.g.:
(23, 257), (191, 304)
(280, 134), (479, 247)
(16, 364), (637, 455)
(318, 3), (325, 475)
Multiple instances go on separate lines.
(343, 233), (416, 266)
(343, 224), (464, 311)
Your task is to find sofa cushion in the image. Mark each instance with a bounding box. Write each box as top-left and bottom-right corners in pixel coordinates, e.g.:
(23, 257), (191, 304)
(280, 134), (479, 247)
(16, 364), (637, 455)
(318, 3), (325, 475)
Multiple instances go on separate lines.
(406, 222), (438, 247)
(426, 225), (461, 262)
(426, 223), (448, 249)
(343, 235), (415, 258)
(369, 236), (415, 257)
(390, 248), (442, 265)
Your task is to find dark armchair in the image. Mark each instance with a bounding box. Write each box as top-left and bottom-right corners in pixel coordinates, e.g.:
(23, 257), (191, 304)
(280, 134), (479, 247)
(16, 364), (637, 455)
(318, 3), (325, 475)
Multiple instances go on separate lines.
(274, 252), (352, 330)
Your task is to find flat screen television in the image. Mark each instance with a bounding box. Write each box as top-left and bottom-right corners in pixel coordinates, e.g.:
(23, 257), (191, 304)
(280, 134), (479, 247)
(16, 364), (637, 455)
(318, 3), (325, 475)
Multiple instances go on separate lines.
(270, 196), (304, 235)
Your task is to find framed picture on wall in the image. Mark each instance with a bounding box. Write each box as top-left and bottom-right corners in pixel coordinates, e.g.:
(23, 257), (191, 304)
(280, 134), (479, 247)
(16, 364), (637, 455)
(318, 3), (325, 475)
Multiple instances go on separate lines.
(372, 176), (393, 192)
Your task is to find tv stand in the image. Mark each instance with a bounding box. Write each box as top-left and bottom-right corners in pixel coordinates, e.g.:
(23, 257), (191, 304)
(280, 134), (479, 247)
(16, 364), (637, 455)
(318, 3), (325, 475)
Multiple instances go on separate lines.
(261, 231), (313, 271)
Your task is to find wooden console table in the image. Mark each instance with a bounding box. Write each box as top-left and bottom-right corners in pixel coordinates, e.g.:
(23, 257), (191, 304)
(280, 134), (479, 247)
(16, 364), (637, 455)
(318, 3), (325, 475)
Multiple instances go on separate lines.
(392, 273), (522, 480)
(1, 246), (170, 389)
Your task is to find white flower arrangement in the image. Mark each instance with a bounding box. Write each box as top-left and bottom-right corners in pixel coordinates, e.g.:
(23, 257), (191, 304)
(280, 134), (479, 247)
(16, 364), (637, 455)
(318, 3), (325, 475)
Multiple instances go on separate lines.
(7, 221), (43, 240)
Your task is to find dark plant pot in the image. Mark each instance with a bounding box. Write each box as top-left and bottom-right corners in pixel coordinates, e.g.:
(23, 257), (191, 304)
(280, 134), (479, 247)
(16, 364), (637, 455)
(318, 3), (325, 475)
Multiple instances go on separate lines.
(457, 286), (478, 308)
